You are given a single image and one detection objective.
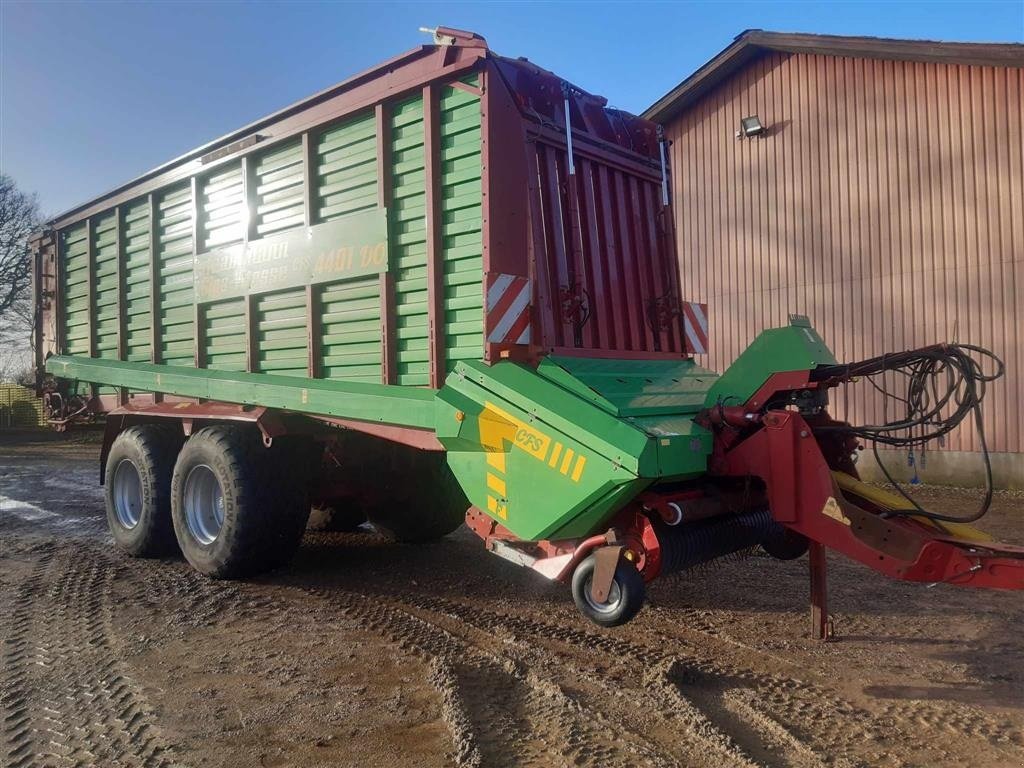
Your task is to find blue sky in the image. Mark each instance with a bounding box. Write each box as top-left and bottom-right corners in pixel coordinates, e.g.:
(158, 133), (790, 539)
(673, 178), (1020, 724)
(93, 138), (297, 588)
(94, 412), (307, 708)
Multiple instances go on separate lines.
(2, 1), (1022, 218)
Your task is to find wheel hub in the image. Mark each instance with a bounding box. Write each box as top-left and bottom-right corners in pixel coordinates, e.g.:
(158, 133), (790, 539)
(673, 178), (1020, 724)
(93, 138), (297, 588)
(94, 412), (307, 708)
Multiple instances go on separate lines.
(183, 464), (225, 545)
(112, 458), (143, 529)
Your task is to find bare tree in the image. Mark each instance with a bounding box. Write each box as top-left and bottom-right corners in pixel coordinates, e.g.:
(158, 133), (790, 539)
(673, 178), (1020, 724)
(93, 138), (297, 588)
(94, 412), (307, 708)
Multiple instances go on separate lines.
(0, 174), (43, 381)
(0, 174), (42, 315)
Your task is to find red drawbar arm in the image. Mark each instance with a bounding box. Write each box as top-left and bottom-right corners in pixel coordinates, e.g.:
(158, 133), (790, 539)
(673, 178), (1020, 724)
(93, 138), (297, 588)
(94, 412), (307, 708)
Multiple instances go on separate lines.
(712, 409), (1024, 590)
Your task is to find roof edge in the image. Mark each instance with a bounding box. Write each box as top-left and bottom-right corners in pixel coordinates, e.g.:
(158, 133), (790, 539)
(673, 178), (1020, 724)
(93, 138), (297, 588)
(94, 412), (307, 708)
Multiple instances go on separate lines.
(644, 29), (1024, 124)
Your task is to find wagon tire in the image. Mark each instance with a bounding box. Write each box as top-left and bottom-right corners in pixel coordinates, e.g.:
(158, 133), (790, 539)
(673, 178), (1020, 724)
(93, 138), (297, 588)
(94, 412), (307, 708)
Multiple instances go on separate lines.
(571, 553), (646, 628)
(104, 424), (181, 558)
(761, 528), (810, 561)
(307, 500), (366, 532)
(366, 448), (467, 543)
(171, 425), (309, 579)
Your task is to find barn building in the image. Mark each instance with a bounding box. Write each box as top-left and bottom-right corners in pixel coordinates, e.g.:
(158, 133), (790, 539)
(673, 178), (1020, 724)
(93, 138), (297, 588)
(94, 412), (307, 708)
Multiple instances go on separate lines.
(645, 31), (1024, 488)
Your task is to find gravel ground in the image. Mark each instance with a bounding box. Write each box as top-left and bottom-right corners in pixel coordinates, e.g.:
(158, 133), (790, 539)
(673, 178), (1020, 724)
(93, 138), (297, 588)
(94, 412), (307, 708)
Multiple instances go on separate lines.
(1, 428), (1022, 768)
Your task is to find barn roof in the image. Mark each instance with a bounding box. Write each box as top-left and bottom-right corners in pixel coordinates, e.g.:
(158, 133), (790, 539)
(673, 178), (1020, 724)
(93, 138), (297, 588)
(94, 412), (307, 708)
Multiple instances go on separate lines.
(643, 30), (1024, 124)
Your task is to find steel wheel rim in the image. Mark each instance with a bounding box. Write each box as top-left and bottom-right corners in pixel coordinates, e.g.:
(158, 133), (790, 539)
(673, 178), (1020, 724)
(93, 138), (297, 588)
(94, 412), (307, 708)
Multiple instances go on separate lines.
(183, 464), (225, 545)
(112, 458), (144, 529)
(582, 574), (623, 615)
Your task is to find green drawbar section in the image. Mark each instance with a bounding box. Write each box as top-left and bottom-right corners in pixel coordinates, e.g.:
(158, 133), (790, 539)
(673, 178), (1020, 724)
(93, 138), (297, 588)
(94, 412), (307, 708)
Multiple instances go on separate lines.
(92, 212), (118, 360)
(122, 198), (152, 363)
(439, 77), (483, 371)
(256, 288), (308, 377)
(61, 223), (89, 356)
(157, 183), (195, 366)
(316, 113), (378, 222)
(320, 277), (381, 383)
(201, 162), (244, 251)
(390, 95), (429, 386)
(204, 298), (247, 372)
(254, 139), (305, 238)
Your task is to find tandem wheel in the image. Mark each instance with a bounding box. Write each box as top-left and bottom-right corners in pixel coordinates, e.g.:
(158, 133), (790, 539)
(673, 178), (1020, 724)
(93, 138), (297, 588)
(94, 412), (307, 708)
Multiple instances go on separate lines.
(570, 552), (646, 628)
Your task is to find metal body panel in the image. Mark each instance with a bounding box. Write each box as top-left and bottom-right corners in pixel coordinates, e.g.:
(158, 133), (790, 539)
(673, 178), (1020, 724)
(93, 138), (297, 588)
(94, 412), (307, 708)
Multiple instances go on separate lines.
(35, 32), (686, 415)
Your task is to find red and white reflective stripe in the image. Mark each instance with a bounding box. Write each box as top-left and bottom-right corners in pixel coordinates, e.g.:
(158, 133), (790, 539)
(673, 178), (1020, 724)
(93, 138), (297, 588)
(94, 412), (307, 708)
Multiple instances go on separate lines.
(486, 273), (532, 345)
(681, 301), (708, 355)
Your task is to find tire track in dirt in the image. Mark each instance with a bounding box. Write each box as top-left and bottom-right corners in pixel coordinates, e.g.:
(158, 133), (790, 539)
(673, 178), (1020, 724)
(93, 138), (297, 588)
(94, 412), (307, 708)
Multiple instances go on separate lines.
(292, 576), (679, 768)
(1, 546), (54, 768)
(363, 582), (818, 768)
(363, 584), (1023, 768)
(0, 545), (176, 768)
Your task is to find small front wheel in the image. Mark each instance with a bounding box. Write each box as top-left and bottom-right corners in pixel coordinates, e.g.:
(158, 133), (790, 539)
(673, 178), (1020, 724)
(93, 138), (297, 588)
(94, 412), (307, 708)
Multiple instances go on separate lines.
(571, 553), (646, 628)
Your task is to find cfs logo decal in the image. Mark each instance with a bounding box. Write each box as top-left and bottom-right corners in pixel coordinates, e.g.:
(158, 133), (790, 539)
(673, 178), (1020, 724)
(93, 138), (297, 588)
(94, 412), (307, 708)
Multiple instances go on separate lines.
(477, 402), (587, 521)
(515, 428), (545, 453)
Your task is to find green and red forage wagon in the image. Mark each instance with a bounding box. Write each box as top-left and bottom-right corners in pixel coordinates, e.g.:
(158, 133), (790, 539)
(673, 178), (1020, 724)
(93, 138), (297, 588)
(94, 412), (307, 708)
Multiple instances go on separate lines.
(32, 28), (1023, 629)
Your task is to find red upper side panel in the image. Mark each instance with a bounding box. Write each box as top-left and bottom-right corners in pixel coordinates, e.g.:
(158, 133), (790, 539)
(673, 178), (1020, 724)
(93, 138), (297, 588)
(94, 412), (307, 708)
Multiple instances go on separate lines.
(483, 53), (685, 360)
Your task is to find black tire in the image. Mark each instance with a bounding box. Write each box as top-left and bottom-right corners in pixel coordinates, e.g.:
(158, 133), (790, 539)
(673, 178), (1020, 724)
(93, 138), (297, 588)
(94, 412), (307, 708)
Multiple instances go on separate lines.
(104, 424), (181, 557)
(571, 553), (646, 628)
(260, 435), (316, 569)
(307, 500), (366, 532)
(170, 426), (311, 579)
(761, 527), (810, 561)
(366, 447), (468, 543)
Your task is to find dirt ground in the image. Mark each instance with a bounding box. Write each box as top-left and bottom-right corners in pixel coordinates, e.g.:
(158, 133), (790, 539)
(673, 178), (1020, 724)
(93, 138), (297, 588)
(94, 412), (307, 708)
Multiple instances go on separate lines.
(1, 429), (1022, 768)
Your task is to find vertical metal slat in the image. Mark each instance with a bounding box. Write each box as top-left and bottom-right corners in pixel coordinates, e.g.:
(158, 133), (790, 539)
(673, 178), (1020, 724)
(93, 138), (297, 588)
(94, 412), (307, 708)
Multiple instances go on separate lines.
(423, 83), (445, 388)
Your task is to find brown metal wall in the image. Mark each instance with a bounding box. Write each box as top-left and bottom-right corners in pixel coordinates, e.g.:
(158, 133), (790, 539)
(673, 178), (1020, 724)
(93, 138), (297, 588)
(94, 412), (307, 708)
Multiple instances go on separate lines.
(665, 52), (1023, 454)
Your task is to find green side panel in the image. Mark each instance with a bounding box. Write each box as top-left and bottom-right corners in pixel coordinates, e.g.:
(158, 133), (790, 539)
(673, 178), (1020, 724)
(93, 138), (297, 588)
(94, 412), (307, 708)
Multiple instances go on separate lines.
(157, 183), (195, 366)
(389, 95), (429, 386)
(47, 354), (436, 429)
(256, 287), (308, 377)
(201, 162), (244, 251)
(320, 276), (382, 383)
(60, 223), (89, 357)
(92, 212), (118, 360)
(122, 198), (152, 363)
(537, 356), (718, 417)
(439, 76), (484, 371)
(204, 297), (247, 372)
(317, 112), (377, 222)
(705, 316), (838, 407)
(91, 213), (119, 395)
(254, 139), (304, 238)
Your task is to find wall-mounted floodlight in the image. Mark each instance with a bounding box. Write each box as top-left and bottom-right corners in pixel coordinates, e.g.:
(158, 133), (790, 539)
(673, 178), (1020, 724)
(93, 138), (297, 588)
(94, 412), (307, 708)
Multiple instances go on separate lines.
(735, 116), (767, 139)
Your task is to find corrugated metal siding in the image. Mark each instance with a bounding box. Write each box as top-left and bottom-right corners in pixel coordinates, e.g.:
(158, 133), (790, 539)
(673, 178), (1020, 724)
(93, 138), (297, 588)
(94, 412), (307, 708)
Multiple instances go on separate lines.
(320, 277), (382, 382)
(122, 198), (152, 363)
(390, 95), (430, 385)
(254, 139), (304, 238)
(665, 52), (1023, 453)
(204, 297), (247, 372)
(201, 163), (244, 251)
(156, 183), (195, 366)
(256, 288), (308, 376)
(60, 223), (89, 356)
(439, 76), (484, 371)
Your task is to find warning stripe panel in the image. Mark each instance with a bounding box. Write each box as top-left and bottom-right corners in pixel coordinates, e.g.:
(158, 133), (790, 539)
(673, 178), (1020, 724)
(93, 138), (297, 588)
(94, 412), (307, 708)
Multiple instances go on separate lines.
(681, 301), (708, 355)
(486, 273), (531, 345)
